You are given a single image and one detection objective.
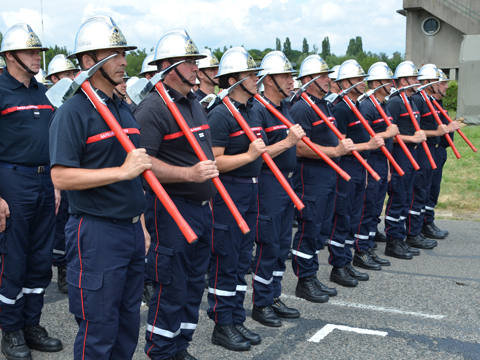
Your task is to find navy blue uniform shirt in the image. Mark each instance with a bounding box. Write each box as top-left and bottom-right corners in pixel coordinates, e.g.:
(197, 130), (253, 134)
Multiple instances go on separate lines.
(412, 93), (439, 146)
(194, 89), (208, 102)
(251, 96), (296, 172)
(386, 93), (421, 139)
(49, 90), (146, 219)
(360, 97), (393, 154)
(0, 69), (54, 166)
(290, 94), (340, 164)
(436, 99), (453, 148)
(208, 98), (267, 178)
(134, 85), (217, 202)
(334, 99), (370, 160)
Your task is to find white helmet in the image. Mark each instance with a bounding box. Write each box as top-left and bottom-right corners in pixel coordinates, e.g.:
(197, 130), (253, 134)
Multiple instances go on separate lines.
(293, 77), (301, 90)
(258, 51), (297, 77)
(139, 52), (158, 76)
(0, 57), (6, 69)
(328, 65), (341, 80)
(0, 23), (48, 56)
(394, 61), (419, 78)
(68, 15), (136, 59)
(196, 49), (220, 69)
(297, 54), (332, 80)
(215, 47), (262, 78)
(335, 60), (366, 82)
(126, 76), (139, 89)
(46, 54), (79, 80)
(34, 68), (53, 86)
(438, 69), (449, 82)
(149, 29), (206, 65)
(366, 62), (395, 81)
(417, 64), (440, 81)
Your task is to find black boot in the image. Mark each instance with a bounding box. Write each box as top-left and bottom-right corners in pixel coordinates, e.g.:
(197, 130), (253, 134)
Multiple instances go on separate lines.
(252, 305), (282, 327)
(234, 324), (261, 345)
(368, 248), (391, 266)
(174, 349), (197, 360)
(286, 249), (292, 261)
(431, 221), (449, 236)
(373, 242), (378, 249)
(57, 265), (68, 295)
(295, 276), (329, 303)
(1, 330), (32, 360)
(406, 234), (437, 249)
(313, 277), (338, 297)
(143, 283), (155, 307)
(422, 222), (447, 239)
(385, 239), (413, 260)
(211, 324), (251, 351)
(353, 251), (382, 271)
(330, 266), (358, 287)
(345, 263), (369, 281)
(23, 325), (63, 352)
(374, 231), (387, 242)
(271, 298), (300, 318)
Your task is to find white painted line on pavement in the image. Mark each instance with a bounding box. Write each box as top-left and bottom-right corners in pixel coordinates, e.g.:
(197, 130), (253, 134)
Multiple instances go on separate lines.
(308, 324), (388, 342)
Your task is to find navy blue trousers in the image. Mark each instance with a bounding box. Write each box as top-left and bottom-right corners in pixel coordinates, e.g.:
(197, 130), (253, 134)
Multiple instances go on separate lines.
(328, 157), (366, 267)
(425, 146), (448, 224)
(357, 153), (388, 248)
(406, 143), (436, 236)
(0, 167), (55, 332)
(252, 172), (294, 307)
(144, 194), (211, 360)
(291, 162), (336, 278)
(65, 215), (144, 360)
(207, 177), (258, 326)
(384, 144), (418, 241)
(53, 190), (68, 267)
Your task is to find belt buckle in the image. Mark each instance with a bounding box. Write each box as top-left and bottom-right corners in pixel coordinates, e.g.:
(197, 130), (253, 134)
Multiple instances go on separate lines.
(132, 215), (140, 224)
(37, 165), (45, 173)
(288, 172), (293, 178)
(252, 177), (257, 184)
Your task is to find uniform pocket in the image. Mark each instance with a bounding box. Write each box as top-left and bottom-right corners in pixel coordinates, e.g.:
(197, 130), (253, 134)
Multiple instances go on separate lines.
(146, 246), (174, 285)
(256, 214), (272, 244)
(211, 222), (229, 256)
(66, 267), (104, 322)
(389, 175), (399, 193)
(0, 218), (10, 255)
(297, 195), (317, 221)
(334, 192), (348, 216)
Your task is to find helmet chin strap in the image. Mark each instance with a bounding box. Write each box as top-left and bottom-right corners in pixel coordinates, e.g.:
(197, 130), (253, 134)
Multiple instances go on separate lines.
(200, 69), (218, 86)
(382, 81), (390, 96)
(313, 79), (326, 96)
(89, 51), (119, 87)
(11, 52), (38, 75)
(174, 67), (195, 87)
(347, 78), (362, 95)
(114, 87), (126, 100)
(428, 80), (437, 94)
(270, 74), (288, 98)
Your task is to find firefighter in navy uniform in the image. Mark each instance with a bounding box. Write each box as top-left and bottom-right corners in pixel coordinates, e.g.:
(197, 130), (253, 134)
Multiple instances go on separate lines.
(207, 47), (266, 352)
(195, 49), (220, 102)
(328, 60), (385, 285)
(356, 62), (400, 268)
(424, 69), (459, 237)
(384, 61), (429, 259)
(249, 51), (305, 327)
(0, 23), (63, 360)
(134, 29), (218, 360)
(46, 54), (80, 295)
(49, 16), (151, 359)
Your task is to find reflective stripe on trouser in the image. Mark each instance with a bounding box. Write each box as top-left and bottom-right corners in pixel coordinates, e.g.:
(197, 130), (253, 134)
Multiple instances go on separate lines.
(328, 157), (366, 267)
(425, 146), (447, 224)
(144, 194), (211, 360)
(406, 144), (436, 236)
(53, 190), (69, 267)
(208, 179), (258, 326)
(0, 168), (55, 332)
(357, 153), (388, 248)
(65, 215), (144, 360)
(291, 162), (337, 278)
(384, 145), (417, 241)
(252, 172), (294, 307)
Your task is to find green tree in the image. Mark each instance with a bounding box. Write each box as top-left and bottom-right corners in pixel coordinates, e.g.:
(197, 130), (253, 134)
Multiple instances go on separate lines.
(283, 37), (292, 57)
(125, 48), (147, 77)
(302, 38), (309, 54)
(275, 38), (281, 51)
(346, 36), (363, 57)
(321, 36), (331, 59)
(41, 45), (71, 69)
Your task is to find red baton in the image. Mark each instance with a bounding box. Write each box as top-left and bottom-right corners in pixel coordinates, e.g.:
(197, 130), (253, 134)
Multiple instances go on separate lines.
(342, 95), (405, 176)
(419, 90), (461, 159)
(221, 95), (305, 210)
(300, 92), (381, 181)
(81, 81), (198, 244)
(254, 94), (351, 182)
(155, 82), (250, 234)
(399, 92), (437, 170)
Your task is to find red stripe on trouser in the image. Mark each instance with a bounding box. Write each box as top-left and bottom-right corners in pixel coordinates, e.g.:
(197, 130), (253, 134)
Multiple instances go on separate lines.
(77, 218), (85, 319)
(82, 321), (88, 360)
(294, 164), (306, 277)
(328, 174), (340, 264)
(149, 283), (163, 342)
(252, 195), (261, 304)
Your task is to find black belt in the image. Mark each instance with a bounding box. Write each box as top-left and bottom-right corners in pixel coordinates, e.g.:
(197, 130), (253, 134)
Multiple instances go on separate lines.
(170, 196), (210, 206)
(260, 168), (293, 178)
(219, 175), (258, 184)
(0, 162), (50, 173)
(73, 214), (140, 225)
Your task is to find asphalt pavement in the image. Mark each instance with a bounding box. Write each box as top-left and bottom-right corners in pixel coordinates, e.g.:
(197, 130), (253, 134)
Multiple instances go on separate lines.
(19, 219), (480, 360)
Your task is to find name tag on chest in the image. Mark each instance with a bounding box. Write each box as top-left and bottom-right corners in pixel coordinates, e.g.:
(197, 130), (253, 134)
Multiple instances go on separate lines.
(198, 131), (206, 141)
(33, 110), (41, 119)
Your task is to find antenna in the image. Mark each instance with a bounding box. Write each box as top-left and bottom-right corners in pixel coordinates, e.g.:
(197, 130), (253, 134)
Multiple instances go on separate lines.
(41, 0), (46, 71)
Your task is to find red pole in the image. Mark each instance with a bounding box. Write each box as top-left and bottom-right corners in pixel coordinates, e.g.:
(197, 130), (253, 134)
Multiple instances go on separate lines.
(342, 96), (405, 176)
(221, 95), (305, 210)
(432, 99), (477, 153)
(399, 92), (437, 170)
(300, 92), (381, 181)
(419, 90), (461, 159)
(254, 94), (351, 182)
(155, 82), (250, 234)
(80, 81), (198, 244)
(368, 95), (420, 170)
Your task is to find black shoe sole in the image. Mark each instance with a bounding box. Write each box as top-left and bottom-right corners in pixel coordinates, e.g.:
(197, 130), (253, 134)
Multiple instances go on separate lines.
(329, 276), (358, 287)
(352, 260), (382, 271)
(421, 231), (447, 240)
(345, 271), (369, 281)
(272, 310), (300, 319)
(212, 335), (251, 351)
(372, 258), (391, 266)
(251, 314), (282, 327)
(25, 343), (63, 352)
(295, 289), (329, 303)
(1, 348), (32, 360)
(317, 289), (338, 297)
(405, 242), (437, 250)
(384, 250), (413, 260)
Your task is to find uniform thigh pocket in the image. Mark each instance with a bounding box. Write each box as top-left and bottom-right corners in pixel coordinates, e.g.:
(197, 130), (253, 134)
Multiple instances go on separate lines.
(297, 195), (317, 221)
(334, 192), (348, 216)
(211, 222), (229, 256)
(66, 267), (104, 322)
(146, 245), (174, 285)
(256, 214), (273, 244)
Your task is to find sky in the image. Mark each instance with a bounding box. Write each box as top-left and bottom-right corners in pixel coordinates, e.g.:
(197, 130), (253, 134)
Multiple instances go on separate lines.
(0, 0), (406, 57)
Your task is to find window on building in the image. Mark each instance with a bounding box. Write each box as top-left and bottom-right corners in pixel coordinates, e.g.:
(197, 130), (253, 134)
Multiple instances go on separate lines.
(422, 18), (441, 35)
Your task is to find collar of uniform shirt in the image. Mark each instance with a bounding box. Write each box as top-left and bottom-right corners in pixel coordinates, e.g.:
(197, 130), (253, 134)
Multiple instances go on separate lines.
(231, 97), (254, 112)
(164, 83), (196, 104)
(2, 68), (38, 90)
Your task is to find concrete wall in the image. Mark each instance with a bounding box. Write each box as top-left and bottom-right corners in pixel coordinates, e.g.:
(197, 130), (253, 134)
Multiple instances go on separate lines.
(458, 35), (480, 123)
